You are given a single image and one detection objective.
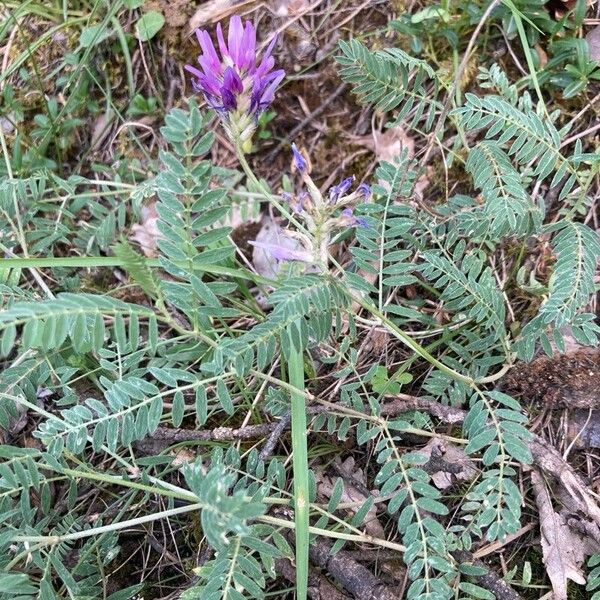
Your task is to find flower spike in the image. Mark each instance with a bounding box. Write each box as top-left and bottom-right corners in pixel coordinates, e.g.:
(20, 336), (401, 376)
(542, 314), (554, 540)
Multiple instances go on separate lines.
(186, 16), (285, 149)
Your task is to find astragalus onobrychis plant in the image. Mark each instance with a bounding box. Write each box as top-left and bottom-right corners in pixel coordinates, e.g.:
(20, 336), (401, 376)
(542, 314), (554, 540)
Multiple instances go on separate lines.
(1, 13), (600, 600)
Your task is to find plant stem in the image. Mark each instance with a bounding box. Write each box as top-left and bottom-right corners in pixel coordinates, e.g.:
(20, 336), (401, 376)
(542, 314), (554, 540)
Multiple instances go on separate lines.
(349, 288), (476, 386)
(13, 502), (204, 544)
(0, 256), (267, 283)
(287, 336), (309, 600)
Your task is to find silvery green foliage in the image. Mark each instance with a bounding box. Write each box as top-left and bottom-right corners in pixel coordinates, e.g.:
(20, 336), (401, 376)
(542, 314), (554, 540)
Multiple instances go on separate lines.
(0, 173), (128, 254)
(0, 42), (599, 600)
(336, 41), (598, 598)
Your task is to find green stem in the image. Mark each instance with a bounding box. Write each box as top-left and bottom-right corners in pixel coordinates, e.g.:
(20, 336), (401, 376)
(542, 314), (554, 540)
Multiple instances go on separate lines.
(13, 502), (204, 544)
(349, 289), (476, 386)
(287, 335), (309, 600)
(501, 0), (547, 113)
(0, 256), (267, 283)
(234, 143), (309, 235)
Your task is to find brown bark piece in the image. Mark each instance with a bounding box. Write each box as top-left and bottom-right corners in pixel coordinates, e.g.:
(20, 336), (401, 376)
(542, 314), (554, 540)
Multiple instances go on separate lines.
(453, 550), (524, 600)
(308, 538), (401, 600)
(276, 558), (352, 600)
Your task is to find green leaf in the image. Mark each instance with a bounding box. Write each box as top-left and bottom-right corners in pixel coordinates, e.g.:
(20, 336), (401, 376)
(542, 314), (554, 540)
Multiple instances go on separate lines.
(79, 25), (113, 48)
(135, 11), (165, 41)
(172, 390), (185, 427)
(465, 428), (496, 454)
(459, 582), (495, 599)
(327, 477), (344, 512)
(216, 379), (234, 415)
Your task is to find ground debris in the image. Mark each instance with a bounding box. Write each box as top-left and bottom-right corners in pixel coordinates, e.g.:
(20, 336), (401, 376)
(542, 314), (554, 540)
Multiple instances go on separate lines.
(308, 537), (403, 600)
(502, 347), (600, 409)
(316, 457), (385, 539)
(531, 469), (600, 600)
(418, 437), (477, 489)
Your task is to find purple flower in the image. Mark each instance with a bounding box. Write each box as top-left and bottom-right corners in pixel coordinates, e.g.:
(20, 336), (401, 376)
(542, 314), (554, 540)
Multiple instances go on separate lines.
(186, 16), (285, 118)
(249, 240), (313, 262)
(356, 182), (371, 199)
(291, 143), (307, 172)
(329, 176), (355, 203)
(341, 208), (369, 229)
(281, 191), (304, 213)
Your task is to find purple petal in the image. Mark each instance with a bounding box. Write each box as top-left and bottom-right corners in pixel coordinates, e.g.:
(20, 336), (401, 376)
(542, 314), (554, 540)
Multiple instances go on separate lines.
(254, 35), (277, 77)
(340, 207), (368, 228)
(221, 87), (237, 110)
(185, 64), (204, 80)
(185, 65), (219, 97)
(228, 15), (244, 67)
(256, 69), (285, 108)
(216, 22), (229, 60)
(197, 29), (221, 73)
(239, 21), (256, 71)
(223, 66), (243, 94)
(280, 191), (302, 213)
(200, 76), (221, 96)
(250, 70), (280, 112)
(357, 183), (371, 199)
(329, 176), (355, 202)
(249, 240), (313, 262)
(291, 143), (307, 172)
(338, 176), (355, 195)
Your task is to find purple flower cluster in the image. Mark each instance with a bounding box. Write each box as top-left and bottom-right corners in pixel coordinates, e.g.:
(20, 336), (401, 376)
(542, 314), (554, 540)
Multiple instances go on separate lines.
(186, 16), (285, 120)
(286, 145), (371, 224)
(250, 146), (372, 268)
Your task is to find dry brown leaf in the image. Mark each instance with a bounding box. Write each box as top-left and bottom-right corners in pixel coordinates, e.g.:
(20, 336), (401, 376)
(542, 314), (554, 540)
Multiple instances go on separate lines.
(373, 126), (415, 161)
(586, 25), (600, 62)
(535, 44), (548, 69)
(130, 202), (162, 257)
(355, 125), (429, 196)
(90, 110), (115, 152)
(189, 0), (259, 32)
(0, 115), (15, 134)
(418, 437), (477, 490)
(554, 0), (593, 18)
(532, 437), (600, 528)
(355, 125), (415, 162)
(170, 447), (196, 467)
(317, 457), (385, 539)
(531, 469), (589, 600)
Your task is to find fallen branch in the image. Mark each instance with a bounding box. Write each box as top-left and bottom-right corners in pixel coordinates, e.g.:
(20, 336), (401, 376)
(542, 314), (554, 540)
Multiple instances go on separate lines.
(308, 537), (402, 600)
(453, 550), (524, 600)
(276, 557), (351, 600)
